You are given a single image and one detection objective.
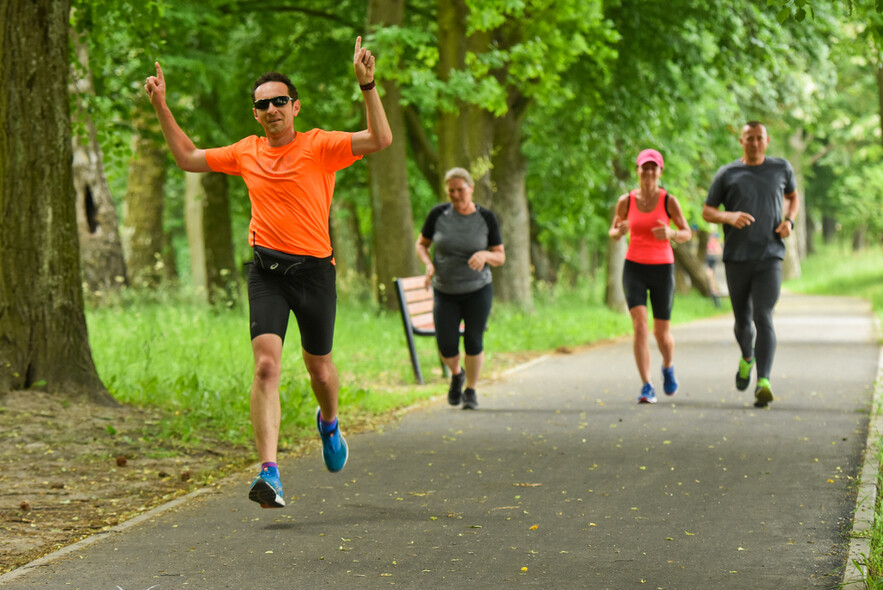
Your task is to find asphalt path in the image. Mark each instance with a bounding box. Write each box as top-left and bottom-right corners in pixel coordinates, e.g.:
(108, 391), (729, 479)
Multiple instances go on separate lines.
(1, 293), (879, 590)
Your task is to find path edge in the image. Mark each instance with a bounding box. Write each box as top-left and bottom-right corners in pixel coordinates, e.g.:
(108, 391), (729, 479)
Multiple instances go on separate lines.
(842, 330), (883, 588)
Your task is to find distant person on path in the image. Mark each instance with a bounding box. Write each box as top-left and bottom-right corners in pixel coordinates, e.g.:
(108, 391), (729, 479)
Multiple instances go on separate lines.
(416, 168), (505, 410)
(702, 121), (799, 408)
(144, 37), (392, 508)
(609, 149), (692, 404)
(706, 231), (723, 306)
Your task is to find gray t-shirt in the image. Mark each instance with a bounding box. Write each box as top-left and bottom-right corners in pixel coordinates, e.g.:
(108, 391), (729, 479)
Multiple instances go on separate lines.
(705, 156), (797, 262)
(420, 203), (503, 294)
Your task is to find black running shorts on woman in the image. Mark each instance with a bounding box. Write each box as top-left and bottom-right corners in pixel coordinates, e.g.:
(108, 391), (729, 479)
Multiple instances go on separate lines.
(622, 260), (675, 320)
(247, 262), (337, 356)
(433, 283), (493, 358)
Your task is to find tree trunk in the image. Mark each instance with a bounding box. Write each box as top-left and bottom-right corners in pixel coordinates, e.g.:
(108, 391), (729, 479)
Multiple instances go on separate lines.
(606, 236), (628, 313)
(530, 214), (555, 284)
(436, 0), (469, 196)
(0, 0), (112, 403)
(877, 62), (883, 152)
(201, 172), (238, 306)
(784, 128), (806, 280)
(71, 32), (128, 297)
(185, 172), (238, 306)
(673, 246), (712, 297)
(490, 99), (533, 309)
(367, 0), (420, 309)
(185, 173), (208, 298)
(123, 105), (167, 288)
(330, 196), (369, 299)
(606, 151), (631, 311)
(853, 226), (867, 251)
(822, 215), (837, 244)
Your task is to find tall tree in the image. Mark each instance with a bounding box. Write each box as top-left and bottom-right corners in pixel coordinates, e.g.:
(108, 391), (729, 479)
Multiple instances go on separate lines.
(71, 31), (128, 296)
(122, 104), (168, 288)
(367, 0), (421, 308)
(0, 0), (112, 403)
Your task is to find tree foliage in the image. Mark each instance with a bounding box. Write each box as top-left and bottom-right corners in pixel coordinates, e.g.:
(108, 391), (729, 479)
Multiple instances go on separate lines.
(72, 0), (881, 295)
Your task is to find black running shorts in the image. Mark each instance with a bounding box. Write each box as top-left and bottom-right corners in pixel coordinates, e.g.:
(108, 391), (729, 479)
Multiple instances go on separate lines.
(247, 261), (337, 356)
(622, 260), (675, 320)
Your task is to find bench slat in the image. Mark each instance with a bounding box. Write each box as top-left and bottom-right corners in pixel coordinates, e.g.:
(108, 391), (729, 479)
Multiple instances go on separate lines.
(405, 287), (433, 303)
(411, 312), (435, 328)
(398, 275), (427, 290)
(407, 299), (434, 316)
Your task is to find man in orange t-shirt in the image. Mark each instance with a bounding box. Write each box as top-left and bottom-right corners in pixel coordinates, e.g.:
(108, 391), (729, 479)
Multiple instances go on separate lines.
(145, 37), (392, 509)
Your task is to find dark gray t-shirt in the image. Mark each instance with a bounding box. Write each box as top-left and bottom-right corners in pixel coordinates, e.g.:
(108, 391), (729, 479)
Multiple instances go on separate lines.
(420, 203), (503, 295)
(705, 157), (797, 262)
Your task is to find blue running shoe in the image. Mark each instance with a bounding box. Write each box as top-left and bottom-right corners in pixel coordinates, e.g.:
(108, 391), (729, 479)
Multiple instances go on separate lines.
(662, 365), (678, 396)
(638, 382), (657, 404)
(316, 408), (348, 473)
(248, 465), (285, 508)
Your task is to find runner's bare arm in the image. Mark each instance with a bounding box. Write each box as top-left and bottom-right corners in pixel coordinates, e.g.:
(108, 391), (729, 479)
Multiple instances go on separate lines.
(350, 36), (393, 156)
(144, 62), (211, 172)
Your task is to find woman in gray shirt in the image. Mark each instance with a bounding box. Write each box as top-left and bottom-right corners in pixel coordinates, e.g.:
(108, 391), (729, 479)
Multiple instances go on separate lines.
(416, 168), (506, 409)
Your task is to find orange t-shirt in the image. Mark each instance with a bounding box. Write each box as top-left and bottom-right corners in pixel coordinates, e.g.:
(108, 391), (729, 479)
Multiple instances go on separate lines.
(624, 189), (675, 265)
(205, 129), (361, 257)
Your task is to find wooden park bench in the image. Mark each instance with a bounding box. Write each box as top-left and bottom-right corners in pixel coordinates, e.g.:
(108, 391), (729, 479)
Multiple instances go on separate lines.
(393, 275), (453, 384)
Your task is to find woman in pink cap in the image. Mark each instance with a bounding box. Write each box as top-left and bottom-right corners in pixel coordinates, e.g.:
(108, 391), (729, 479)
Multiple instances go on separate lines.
(609, 149), (692, 403)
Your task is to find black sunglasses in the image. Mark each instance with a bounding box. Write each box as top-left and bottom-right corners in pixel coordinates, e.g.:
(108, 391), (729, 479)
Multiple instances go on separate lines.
(253, 96), (294, 110)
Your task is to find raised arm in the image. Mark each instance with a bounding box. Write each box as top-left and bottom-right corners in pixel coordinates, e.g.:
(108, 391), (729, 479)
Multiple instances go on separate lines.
(144, 62), (211, 172)
(350, 36), (393, 156)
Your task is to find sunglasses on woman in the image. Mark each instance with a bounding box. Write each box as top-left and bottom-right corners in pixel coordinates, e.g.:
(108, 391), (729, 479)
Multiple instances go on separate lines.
(253, 96), (294, 110)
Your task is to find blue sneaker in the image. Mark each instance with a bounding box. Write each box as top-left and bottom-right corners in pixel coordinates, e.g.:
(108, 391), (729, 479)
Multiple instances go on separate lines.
(662, 365), (678, 396)
(638, 382), (657, 404)
(248, 465), (285, 508)
(316, 408), (348, 473)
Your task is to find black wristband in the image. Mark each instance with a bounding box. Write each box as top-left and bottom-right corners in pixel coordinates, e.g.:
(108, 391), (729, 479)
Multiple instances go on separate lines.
(786, 217), (794, 229)
(359, 80), (376, 91)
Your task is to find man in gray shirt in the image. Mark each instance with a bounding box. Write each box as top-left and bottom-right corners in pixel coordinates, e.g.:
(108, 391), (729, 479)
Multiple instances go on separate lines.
(702, 121), (800, 408)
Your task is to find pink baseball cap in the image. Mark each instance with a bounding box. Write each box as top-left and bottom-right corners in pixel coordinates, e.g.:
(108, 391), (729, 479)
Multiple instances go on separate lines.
(636, 149), (664, 169)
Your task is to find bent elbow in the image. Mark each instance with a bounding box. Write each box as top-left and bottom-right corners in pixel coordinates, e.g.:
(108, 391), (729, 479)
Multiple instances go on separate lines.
(377, 131), (393, 151)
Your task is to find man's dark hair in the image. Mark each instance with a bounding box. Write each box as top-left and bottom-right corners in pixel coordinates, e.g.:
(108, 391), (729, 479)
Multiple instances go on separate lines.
(745, 120), (764, 129)
(251, 72), (298, 102)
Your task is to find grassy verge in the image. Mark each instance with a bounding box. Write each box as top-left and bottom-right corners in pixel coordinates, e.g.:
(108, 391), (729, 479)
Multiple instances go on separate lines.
(784, 243), (883, 587)
(85, 278), (724, 454)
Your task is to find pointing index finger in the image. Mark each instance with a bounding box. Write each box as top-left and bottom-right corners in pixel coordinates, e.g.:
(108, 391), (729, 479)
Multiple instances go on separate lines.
(155, 61), (164, 82)
(354, 36), (362, 57)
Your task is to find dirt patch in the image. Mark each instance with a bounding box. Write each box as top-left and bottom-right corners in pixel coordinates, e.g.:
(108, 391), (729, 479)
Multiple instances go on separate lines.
(0, 390), (253, 575)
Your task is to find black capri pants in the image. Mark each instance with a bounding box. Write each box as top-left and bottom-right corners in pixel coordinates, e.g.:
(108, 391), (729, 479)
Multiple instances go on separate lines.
(247, 261), (337, 356)
(433, 283), (493, 358)
(622, 260), (675, 320)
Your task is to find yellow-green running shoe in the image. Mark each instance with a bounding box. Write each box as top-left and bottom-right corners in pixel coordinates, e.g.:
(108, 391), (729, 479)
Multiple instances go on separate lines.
(735, 357), (755, 391)
(754, 378), (773, 408)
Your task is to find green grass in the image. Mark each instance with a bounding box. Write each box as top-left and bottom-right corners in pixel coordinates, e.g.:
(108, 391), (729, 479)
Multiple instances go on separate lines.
(85, 277), (723, 452)
(785, 243), (883, 327)
(784, 242), (883, 588)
